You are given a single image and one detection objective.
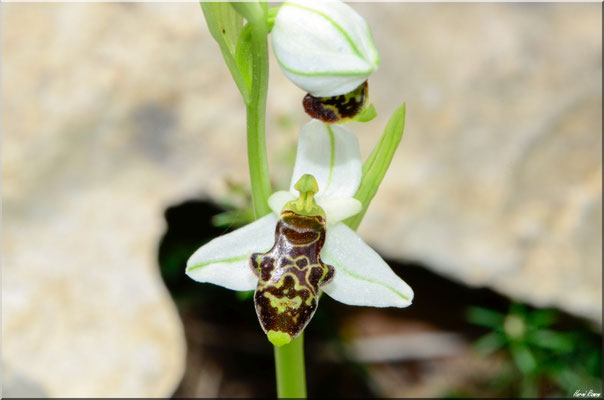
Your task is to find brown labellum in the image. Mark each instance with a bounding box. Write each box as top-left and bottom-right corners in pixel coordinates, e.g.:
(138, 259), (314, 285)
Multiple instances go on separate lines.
(250, 210), (335, 346)
(303, 81), (368, 124)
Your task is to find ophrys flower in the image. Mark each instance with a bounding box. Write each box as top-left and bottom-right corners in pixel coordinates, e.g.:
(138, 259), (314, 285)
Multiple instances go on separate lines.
(186, 120), (413, 346)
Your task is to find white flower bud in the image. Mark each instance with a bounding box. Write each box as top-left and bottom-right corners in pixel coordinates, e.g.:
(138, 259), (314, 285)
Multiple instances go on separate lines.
(271, 0), (380, 97)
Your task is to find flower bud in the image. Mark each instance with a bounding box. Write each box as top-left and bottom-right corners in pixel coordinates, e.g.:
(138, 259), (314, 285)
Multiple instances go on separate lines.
(271, 0), (380, 97)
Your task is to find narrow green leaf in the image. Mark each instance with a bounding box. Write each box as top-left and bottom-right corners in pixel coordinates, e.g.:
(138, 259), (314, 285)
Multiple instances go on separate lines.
(344, 103), (406, 230)
(200, 2), (250, 102)
(466, 306), (505, 329)
(526, 329), (573, 353)
(510, 343), (537, 375)
(527, 308), (558, 328)
(473, 331), (507, 355)
(235, 24), (253, 91)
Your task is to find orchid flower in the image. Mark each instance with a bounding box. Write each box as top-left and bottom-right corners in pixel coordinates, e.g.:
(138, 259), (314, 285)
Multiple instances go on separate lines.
(186, 119), (413, 346)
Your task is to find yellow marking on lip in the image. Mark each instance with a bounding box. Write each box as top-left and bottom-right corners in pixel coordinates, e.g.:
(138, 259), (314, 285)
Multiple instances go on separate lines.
(263, 292), (302, 313)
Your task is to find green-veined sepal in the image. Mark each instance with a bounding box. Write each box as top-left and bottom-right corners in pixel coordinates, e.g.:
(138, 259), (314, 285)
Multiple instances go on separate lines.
(186, 214), (276, 291)
(322, 222), (413, 307)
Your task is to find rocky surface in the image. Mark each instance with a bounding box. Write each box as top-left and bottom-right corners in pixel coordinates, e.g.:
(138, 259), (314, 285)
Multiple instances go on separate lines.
(1, 2), (601, 396)
(354, 3), (602, 323)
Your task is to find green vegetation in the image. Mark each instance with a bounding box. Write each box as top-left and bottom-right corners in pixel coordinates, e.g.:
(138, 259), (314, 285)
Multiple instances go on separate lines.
(466, 303), (602, 398)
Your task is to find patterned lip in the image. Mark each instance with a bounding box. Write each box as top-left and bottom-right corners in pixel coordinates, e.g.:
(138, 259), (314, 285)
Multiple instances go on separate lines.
(251, 210), (335, 345)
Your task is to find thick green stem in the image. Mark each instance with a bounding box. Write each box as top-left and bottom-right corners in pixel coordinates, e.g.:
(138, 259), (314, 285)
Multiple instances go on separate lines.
(274, 332), (307, 398)
(246, 9), (272, 218)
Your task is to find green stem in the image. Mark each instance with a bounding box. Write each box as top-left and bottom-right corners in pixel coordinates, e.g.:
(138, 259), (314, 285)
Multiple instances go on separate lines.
(246, 6), (272, 218)
(274, 332), (307, 398)
(232, 3), (306, 397)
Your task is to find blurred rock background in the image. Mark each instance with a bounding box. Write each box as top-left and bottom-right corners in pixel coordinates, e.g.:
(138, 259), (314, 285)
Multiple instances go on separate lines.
(1, 2), (601, 398)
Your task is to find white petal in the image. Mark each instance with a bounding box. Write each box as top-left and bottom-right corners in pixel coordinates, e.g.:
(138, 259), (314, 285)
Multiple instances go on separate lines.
(288, 0), (379, 65)
(186, 214), (278, 291)
(268, 191), (296, 215)
(317, 197), (362, 225)
(290, 120), (361, 200)
(272, 0), (379, 97)
(322, 223), (413, 307)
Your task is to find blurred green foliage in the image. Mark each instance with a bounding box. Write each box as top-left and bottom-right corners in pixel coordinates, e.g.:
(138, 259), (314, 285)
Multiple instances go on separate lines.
(158, 182), (257, 310)
(466, 303), (602, 398)
(211, 180), (257, 229)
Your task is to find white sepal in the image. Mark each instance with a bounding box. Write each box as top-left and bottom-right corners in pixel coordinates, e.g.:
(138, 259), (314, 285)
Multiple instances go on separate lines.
(186, 213), (278, 291)
(322, 223), (414, 307)
(272, 0), (379, 97)
(290, 120), (362, 200)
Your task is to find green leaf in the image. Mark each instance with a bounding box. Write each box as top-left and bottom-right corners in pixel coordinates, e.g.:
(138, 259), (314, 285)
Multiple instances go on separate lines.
(526, 329), (573, 353)
(473, 331), (507, 355)
(345, 103), (406, 230)
(466, 306), (505, 329)
(352, 103), (377, 123)
(527, 308), (558, 328)
(201, 2), (250, 102)
(509, 302), (527, 317)
(235, 23), (254, 92)
(510, 343), (537, 375)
